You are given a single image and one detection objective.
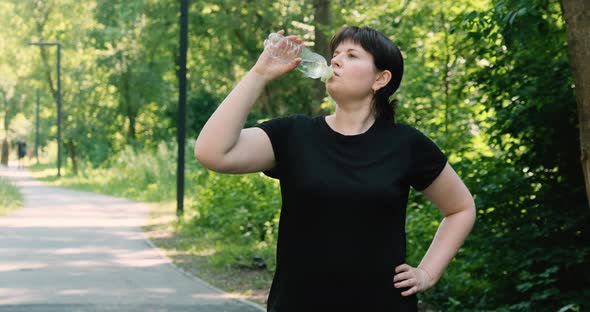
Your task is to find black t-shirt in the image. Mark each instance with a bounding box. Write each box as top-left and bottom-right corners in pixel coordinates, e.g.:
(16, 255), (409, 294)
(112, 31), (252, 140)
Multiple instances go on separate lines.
(255, 115), (447, 312)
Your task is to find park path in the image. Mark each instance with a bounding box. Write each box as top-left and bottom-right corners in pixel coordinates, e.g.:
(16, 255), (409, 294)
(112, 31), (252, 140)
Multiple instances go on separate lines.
(0, 166), (264, 312)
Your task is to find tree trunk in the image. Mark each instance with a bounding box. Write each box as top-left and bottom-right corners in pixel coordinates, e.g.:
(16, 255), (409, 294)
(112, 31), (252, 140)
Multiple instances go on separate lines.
(1, 138), (8, 166)
(561, 0), (590, 207)
(32, 1), (57, 103)
(128, 112), (136, 140)
(313, 0), (331, 115)
(1, 90), (8, 132)
(66, 140), (78, 174)
(121, 66), (137, 141)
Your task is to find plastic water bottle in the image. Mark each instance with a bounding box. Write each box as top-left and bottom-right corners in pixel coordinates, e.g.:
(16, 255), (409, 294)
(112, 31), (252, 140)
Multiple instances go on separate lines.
(264, 32), (334, 82)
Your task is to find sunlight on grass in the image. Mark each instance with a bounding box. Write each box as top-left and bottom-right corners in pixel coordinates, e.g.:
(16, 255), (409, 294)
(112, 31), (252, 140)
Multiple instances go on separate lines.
(28, 164), (60, 181)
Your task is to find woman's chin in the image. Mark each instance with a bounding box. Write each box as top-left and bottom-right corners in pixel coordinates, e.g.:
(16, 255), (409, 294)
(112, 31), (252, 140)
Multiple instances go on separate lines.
(326, 89), (337, 101)
(327, 85), (349, 101)
(326, 84), (339, 97)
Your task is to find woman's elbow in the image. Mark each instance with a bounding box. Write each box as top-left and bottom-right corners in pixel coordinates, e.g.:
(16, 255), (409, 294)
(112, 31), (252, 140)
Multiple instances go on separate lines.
(193, 139), (206, 164)
(452, 196), (477, 223)
(464, 196), (477, 225)
(194, 141), (219, 171)
(195, 143), (234, 173)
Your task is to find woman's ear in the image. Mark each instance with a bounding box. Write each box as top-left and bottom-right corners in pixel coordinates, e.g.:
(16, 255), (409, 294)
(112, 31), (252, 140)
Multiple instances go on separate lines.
(372, 70), (392, 93)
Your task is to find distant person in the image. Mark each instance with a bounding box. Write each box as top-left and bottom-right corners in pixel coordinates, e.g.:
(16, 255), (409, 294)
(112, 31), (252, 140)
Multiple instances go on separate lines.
(17, 139), (27, 169)
(195, 26), (476, 311)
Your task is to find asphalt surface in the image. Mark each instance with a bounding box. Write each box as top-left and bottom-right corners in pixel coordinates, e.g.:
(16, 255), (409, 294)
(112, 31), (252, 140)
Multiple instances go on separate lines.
(0, 166), (264, 312)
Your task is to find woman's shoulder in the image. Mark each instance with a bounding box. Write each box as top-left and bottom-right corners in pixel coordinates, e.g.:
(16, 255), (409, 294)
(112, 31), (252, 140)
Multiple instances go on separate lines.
(257, 114), (305, 126)
(387, 121), (431, 137)
(255, 114), (318, 134)
(263, 114), (314, 123)
(380, 120), (419, 136)
(379, 121), (441, 148)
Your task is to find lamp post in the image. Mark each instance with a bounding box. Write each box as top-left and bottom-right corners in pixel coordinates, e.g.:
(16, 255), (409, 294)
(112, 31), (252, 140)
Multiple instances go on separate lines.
(177, 0), (188, 218)
(35, 90), (40, 165)
(29, 42), (61, 177)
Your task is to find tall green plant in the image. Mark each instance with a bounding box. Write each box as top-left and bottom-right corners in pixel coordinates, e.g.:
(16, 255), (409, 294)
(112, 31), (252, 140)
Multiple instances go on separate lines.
(457, 0), (590, 309)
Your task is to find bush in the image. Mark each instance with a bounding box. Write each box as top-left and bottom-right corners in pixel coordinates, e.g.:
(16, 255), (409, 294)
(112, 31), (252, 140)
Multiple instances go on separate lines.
(102, 142), (179, 202)
(188, 171), (281, 246)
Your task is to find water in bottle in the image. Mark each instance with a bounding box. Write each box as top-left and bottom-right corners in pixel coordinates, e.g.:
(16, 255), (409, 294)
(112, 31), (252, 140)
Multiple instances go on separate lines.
(264, 32), (333, 82)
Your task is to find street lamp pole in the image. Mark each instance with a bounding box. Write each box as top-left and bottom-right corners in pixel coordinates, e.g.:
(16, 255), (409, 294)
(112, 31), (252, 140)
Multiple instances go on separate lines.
(29, 42), (61, 177)
(176, 0), (189, 218)
(35, 90), (40, 165)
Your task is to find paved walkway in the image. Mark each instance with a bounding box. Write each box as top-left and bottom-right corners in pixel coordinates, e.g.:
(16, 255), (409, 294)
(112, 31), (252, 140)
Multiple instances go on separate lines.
(0, 166), (264, 312)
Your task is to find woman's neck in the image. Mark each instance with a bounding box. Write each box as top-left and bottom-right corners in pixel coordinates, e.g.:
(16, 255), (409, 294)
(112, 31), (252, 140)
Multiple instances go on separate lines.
(326, 104), (375, 135)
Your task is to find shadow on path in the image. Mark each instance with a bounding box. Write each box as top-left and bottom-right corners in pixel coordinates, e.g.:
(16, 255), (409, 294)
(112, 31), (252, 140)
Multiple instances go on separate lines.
(0, 166), (263, 311)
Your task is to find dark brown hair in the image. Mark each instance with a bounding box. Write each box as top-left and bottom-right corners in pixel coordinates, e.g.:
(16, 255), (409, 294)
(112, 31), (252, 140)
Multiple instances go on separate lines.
(330, 26), (404, 121)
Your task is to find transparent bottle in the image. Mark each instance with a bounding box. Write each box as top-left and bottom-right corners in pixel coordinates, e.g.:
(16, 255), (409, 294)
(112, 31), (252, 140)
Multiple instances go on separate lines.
(264, 32), (334, 82)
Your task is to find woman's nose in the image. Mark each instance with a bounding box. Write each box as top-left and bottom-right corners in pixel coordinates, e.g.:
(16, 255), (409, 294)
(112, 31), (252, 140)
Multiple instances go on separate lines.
(330, 56), (341, 68)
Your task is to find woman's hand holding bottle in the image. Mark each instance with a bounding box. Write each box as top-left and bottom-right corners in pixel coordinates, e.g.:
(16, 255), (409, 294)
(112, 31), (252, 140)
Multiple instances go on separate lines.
(252, 30), (302, 83)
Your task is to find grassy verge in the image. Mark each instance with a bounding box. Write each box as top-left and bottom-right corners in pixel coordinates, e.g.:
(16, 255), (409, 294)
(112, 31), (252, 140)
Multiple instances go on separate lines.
(0, 175), (23, 216)
(27, 162), (272, 307)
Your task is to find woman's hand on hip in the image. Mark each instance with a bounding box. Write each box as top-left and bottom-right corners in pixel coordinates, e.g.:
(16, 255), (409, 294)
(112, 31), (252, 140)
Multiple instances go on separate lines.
(393, 264), (435, 296)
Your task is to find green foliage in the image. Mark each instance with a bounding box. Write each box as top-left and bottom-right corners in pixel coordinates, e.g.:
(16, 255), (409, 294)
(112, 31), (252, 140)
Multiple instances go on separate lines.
(208, 241), (277, 273)
(106, 143), (178, 201)
(445, 0), (590, 310)
(32, 142), (181, 203)
(190, 171), (281, 246)
(0, 176), (22, 215)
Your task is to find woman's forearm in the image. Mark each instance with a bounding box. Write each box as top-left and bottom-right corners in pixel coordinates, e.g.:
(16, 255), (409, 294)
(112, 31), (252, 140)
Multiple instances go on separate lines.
(194, 32), (301, 168)
(418, 206), (476, 284)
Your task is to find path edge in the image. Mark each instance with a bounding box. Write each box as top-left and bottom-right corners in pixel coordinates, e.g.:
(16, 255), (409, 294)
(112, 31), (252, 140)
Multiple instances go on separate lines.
(140, 222), (267, 312)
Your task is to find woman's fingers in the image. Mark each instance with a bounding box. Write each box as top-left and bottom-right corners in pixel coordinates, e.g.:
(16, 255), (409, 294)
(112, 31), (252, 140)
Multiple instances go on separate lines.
(393, 263), (434, 296)
(393, 271), (412, 282)
(401, 286), (419, 297)
(255, 31), (305, 81)
(267, 33), (302, 62)
(393, 265), (418, 289)
(393, 263), (433, 297)
(291, 57), (302, 68)
(395, 263), (412, 273)
(394, 277), (415, 288)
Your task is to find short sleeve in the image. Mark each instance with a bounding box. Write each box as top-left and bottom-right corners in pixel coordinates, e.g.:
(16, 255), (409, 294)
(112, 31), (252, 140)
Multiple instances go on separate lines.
(254, 116), (295, 179)
(407, 127), (448, 191)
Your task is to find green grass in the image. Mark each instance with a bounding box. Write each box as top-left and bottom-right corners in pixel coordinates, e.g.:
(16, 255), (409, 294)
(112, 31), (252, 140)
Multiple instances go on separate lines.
(28, 163), (171, 202)
(0, 176), (23, 216)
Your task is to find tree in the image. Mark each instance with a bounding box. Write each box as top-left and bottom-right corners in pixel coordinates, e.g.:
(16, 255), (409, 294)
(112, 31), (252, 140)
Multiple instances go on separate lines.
(459, 0), (590, 309)
(0, 0), (38, 165)
(561, 0), (590, 207)
(93, 0), (170, 143)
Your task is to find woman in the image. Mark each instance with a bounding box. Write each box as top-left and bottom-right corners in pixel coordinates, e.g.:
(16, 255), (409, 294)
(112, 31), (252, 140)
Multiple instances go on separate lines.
(195, 26), (476, 312)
